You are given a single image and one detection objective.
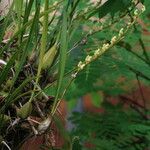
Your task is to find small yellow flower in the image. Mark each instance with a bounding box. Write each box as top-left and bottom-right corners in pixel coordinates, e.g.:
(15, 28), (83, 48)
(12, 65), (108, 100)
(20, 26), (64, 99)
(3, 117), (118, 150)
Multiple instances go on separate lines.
(71, 72), (77, 78)
(111, 36), (117, 44)
(94, 49), (100, 57)
(102, 43), (109, 51)
(85, 55), (92, 63)
(78, 61), (85, 70)
(141, 5), (146, 12)
(127, 22), (131, 26)
(119, 28), (124, 37)
(134, 9), (139, 16)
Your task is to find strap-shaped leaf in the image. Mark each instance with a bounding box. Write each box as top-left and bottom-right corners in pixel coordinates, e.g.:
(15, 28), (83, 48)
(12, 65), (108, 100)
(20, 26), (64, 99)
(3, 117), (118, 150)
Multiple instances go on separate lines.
(0, 52), (17, 86)
(0, 77), (34, 113)
(11, 0), (41, 87)
(52, 4), (68, 114)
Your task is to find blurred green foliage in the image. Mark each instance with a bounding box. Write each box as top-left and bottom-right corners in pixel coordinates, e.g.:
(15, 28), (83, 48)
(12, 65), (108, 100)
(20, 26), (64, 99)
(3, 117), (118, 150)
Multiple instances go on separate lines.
(0, 0), (150, 149)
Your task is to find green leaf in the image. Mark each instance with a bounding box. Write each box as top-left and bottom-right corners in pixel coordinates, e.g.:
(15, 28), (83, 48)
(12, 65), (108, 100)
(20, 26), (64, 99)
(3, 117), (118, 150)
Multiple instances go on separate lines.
(0, 114), (11, 123)
(18, 0), (35, 44)
(0, 52), (17, 86)
(12, 0), (41, 87)
(101, 0), (132, 18)
(88, 0), (132, 19)
(17, 101), (33, 119)
(36, 0), (48, 81)
(15, 0), (23, 29)
(52, 5), (68, 113)
(0, 77), (34, 113)
(91, 92), (103, 108)
(42, 44), (57, 69)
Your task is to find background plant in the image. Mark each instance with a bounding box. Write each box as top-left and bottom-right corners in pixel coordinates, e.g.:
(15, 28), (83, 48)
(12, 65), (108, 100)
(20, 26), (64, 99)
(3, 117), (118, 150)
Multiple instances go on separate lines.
(0, 0), (149, 150)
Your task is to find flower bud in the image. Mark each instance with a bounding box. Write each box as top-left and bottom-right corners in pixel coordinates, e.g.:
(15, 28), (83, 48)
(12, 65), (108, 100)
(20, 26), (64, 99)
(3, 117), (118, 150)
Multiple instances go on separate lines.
(111, 36), (117, 44)
(78, 61), (85, 70)
(94, 49), (100, 57)
(134, 9), (139, 16)
(85, 55), (92, 63)
(119, 28), (124, 37)
(102, 43), (109, 51)
(141, 5), (146, 12)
